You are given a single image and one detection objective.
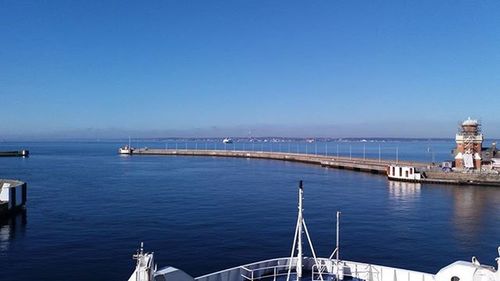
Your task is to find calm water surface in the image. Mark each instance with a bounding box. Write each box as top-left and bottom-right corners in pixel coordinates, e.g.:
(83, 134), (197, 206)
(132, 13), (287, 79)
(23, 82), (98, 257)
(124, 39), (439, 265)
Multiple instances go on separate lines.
(0, 141), (499, 281)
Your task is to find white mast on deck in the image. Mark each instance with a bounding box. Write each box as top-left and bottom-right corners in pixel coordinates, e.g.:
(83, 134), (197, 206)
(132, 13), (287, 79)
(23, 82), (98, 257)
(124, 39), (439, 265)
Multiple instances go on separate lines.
(336, 211), (340, 263)
(297, 180), (303, 279)
(286, 181), (324, 281)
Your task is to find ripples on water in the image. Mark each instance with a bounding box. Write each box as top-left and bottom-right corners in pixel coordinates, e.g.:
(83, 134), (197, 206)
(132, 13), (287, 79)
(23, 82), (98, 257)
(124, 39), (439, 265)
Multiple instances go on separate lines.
(0, 142), (499, 281)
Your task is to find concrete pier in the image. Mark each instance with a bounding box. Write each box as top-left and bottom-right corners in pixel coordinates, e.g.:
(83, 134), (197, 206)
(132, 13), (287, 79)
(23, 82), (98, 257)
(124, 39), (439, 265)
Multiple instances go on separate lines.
(129, 148), (500, 186)
(130, 148), (428, 174)
(420, 170), (500, 186)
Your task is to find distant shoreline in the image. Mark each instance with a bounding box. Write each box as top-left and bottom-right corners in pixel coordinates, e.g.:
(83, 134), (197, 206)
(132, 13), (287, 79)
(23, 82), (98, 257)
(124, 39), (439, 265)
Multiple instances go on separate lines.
(0, 137), (465, 143)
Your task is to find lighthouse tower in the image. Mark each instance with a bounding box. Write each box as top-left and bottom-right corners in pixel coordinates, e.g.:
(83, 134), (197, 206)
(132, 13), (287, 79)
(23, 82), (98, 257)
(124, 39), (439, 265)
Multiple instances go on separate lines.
(454, 118), (483, 169)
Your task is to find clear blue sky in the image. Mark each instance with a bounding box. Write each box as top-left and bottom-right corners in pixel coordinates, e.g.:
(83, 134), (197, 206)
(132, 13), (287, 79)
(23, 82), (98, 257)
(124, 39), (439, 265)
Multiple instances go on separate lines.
(1, 1), (499, 139)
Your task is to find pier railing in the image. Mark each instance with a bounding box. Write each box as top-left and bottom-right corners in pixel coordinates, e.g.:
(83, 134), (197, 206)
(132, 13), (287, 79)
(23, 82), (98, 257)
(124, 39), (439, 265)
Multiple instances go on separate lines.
(160, 141), (414, 162)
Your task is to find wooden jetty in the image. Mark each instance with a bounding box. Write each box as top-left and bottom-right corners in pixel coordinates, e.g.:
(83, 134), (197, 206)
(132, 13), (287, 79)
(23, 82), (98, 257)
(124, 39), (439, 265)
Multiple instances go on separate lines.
(129, 148), (428, 174)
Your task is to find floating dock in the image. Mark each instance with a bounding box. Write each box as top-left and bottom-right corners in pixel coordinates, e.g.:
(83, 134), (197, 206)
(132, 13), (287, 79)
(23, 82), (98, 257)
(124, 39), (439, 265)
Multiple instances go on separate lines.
(0, 179), (27, 218)
(0, 150), (29, 157)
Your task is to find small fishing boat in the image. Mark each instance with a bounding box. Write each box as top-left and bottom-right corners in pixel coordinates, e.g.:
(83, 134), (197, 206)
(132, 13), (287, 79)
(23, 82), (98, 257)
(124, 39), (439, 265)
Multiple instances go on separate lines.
(223, 138), (233, 144)
(119, 137), (134, 155)
(127, 181), (500, 281)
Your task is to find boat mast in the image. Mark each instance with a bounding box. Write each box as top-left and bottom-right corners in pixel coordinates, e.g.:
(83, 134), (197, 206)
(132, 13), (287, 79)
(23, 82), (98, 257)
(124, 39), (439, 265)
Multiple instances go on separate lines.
(336, 211), (341, 281)
(286, 181), (324, 281)
(287, 181), (303, 281)
(297, 180), (303, 280)
(328, 211), (342, 280)
(336, 211), (340, 263)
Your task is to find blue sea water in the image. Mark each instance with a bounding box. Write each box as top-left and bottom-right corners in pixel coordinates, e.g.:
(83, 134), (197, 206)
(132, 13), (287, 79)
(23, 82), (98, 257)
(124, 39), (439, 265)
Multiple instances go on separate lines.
(0, 141), (499, 281)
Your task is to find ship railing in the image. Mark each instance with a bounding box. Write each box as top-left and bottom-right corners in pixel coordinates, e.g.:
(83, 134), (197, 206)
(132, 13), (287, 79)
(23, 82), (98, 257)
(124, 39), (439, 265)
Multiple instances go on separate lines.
(240, 263), (292, 281)
(195, 257), (293, 281)
(312, 259), (381, 281)
(195, 257), (434, 281)
(240, 257), (338, 281)
(311, 259), (435, 281)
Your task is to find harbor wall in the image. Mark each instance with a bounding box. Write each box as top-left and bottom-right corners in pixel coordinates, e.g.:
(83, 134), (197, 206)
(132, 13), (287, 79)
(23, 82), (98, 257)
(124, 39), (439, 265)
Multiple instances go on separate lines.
(423, 171), (500, 186)
(131, 149), (428, 175)
(130, 148), (500, 186)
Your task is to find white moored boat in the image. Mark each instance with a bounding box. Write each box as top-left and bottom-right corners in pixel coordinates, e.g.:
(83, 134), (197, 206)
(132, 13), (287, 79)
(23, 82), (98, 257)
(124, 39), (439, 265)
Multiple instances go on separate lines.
(387, 165), (423, 182)
(119, 137), (134, 155)
(127, 181), (500, 281)
(223, 138), (233, 144)
(119, 146), (134, 154)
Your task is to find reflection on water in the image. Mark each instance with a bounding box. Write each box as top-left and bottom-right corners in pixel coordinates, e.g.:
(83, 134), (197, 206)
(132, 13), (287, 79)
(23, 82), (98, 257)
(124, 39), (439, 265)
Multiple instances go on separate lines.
(451, 186), (500, 244)
(386, 180), (500, 260)
(0, 210), (27, 252)
(388, 180), (422, 200)
(388, 180), (500, 247)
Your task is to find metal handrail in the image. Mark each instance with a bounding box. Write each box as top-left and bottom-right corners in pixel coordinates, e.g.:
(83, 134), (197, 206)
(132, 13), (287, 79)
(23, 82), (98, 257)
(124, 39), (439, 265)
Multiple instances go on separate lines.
(240, 258), (399, 281)
(241, 263), (296, 281)
(241, 270), (294, 281)
(311, 262), (381, 281)
(196, 257), (434, 281)
(311, 260), (433, 281)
